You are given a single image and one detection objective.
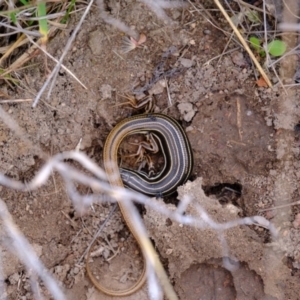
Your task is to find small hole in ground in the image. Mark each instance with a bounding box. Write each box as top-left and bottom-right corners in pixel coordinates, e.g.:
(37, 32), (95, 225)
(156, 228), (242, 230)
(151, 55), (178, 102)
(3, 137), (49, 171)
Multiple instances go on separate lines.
(203, 183), (242, 205)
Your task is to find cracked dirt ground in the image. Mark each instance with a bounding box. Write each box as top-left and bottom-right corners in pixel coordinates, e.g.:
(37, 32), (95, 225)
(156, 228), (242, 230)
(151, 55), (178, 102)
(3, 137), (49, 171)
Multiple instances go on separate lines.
(1, 1), (300, 299)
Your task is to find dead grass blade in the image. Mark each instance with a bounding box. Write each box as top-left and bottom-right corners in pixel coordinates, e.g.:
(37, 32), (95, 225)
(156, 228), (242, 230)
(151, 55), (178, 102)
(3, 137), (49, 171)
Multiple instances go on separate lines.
(213, 0), (272, 87)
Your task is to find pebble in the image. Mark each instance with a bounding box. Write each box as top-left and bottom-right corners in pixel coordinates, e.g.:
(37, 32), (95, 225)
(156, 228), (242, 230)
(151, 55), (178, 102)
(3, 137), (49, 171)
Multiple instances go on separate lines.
(177, 102), (196, 122)
(231, 51), (246, 67)
(185, 125), (194, 132)
(9, 273), (20, 285)
(148, 80), (165, 95)
(171, 10), (181, 19)
(265, 210), (276, 220)
(179, 58), (194, 68)
(88, 30), (106, 55)
(166, 249), (173, 255)
(99, 84), (112, 99)
(293, 213), (300, 228)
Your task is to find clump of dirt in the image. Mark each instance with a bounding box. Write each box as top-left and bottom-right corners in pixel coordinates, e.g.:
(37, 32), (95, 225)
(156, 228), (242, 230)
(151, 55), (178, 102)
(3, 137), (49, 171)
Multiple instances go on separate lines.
(144, 178), (298, 299)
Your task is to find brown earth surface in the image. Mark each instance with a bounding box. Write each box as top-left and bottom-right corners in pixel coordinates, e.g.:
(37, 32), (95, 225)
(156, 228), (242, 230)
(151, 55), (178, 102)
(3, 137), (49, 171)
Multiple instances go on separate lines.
(1, 1), (300, 300)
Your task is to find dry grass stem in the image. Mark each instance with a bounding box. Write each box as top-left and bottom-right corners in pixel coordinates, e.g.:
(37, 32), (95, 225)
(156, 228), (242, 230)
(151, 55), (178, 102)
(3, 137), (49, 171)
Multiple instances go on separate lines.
(269, 63), (287, 95)
(165, 77), (172, 107)
(32, 0), (95, 107)
(0, 21), (42, 37)
(0, 99), (32, 103)
(79, 203), (117, 263)
(282, 0), (300, 20)
(213, 0), (272, 87)
(0, 38), (29, 55)
(259, 200), (300, 212)
(236, 97), (243, 141)
(279, 23), (300, 31)
(188, 0), (242, 48)
(25, 38), (87, 89)
(233, 0), (273, 15)
(217, 31), (235, 66)
(188, 0), (220, 28)
(203, 47), (239, 66)
(0, 35), (27, 66)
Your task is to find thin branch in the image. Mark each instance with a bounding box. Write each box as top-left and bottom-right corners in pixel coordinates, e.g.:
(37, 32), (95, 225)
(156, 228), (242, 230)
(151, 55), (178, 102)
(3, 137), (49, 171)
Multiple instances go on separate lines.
(32, 0), (94, 107)
(78, 203), (117, 263)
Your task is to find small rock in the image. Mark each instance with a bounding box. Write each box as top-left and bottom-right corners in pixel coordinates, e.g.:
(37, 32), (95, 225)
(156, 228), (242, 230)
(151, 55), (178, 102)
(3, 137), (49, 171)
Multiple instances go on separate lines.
(54, 265), (63, 274)
(8, 273), (20, 285)
(148, 80), (165, 95)
(179, 58), (194, 68)
(80, 134), (93, 150)
(293, 213), (300, 228)
(102, 248), (110, 260)
(265, 210), (276, 220)
(177, 102), (196, 122)
(166, 249), (173, 255)
(231, 51), (247, 67)
(88, 31), (106, 55)
(171, 10), (181, 19)
(203, 29), (211, 35)
(234, 88), (245, 95)
(135, 93), (147, 101)
(185, 125), (194, 132)
(292, 261), (300, 269)
(99, 84), (112, 99)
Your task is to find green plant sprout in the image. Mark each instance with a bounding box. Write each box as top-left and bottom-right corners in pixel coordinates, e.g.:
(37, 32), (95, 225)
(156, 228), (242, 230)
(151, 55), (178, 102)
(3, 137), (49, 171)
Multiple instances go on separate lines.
(249, 36), (287, 57)
(0, 68), (19, 84)
(61, 0), (76, 24)
(37, 1), (48, 45)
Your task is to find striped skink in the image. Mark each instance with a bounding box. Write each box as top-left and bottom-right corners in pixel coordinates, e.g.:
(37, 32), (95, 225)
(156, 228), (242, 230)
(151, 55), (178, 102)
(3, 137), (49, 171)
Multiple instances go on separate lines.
(119, 115), (193, 196)
(86, 113), (193, 296)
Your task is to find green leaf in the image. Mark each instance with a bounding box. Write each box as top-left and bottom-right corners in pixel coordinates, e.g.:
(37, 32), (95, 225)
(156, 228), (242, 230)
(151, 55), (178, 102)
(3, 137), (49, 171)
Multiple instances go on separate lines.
(61, 0), (76, 24)
(37, 1), (48, 43)
(267, 40), (287, 56)
(9, 12), (17, 24)
(249, 36), (261, 51)
(260, 51), (266, 57)
(245, 9), (260, 23)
